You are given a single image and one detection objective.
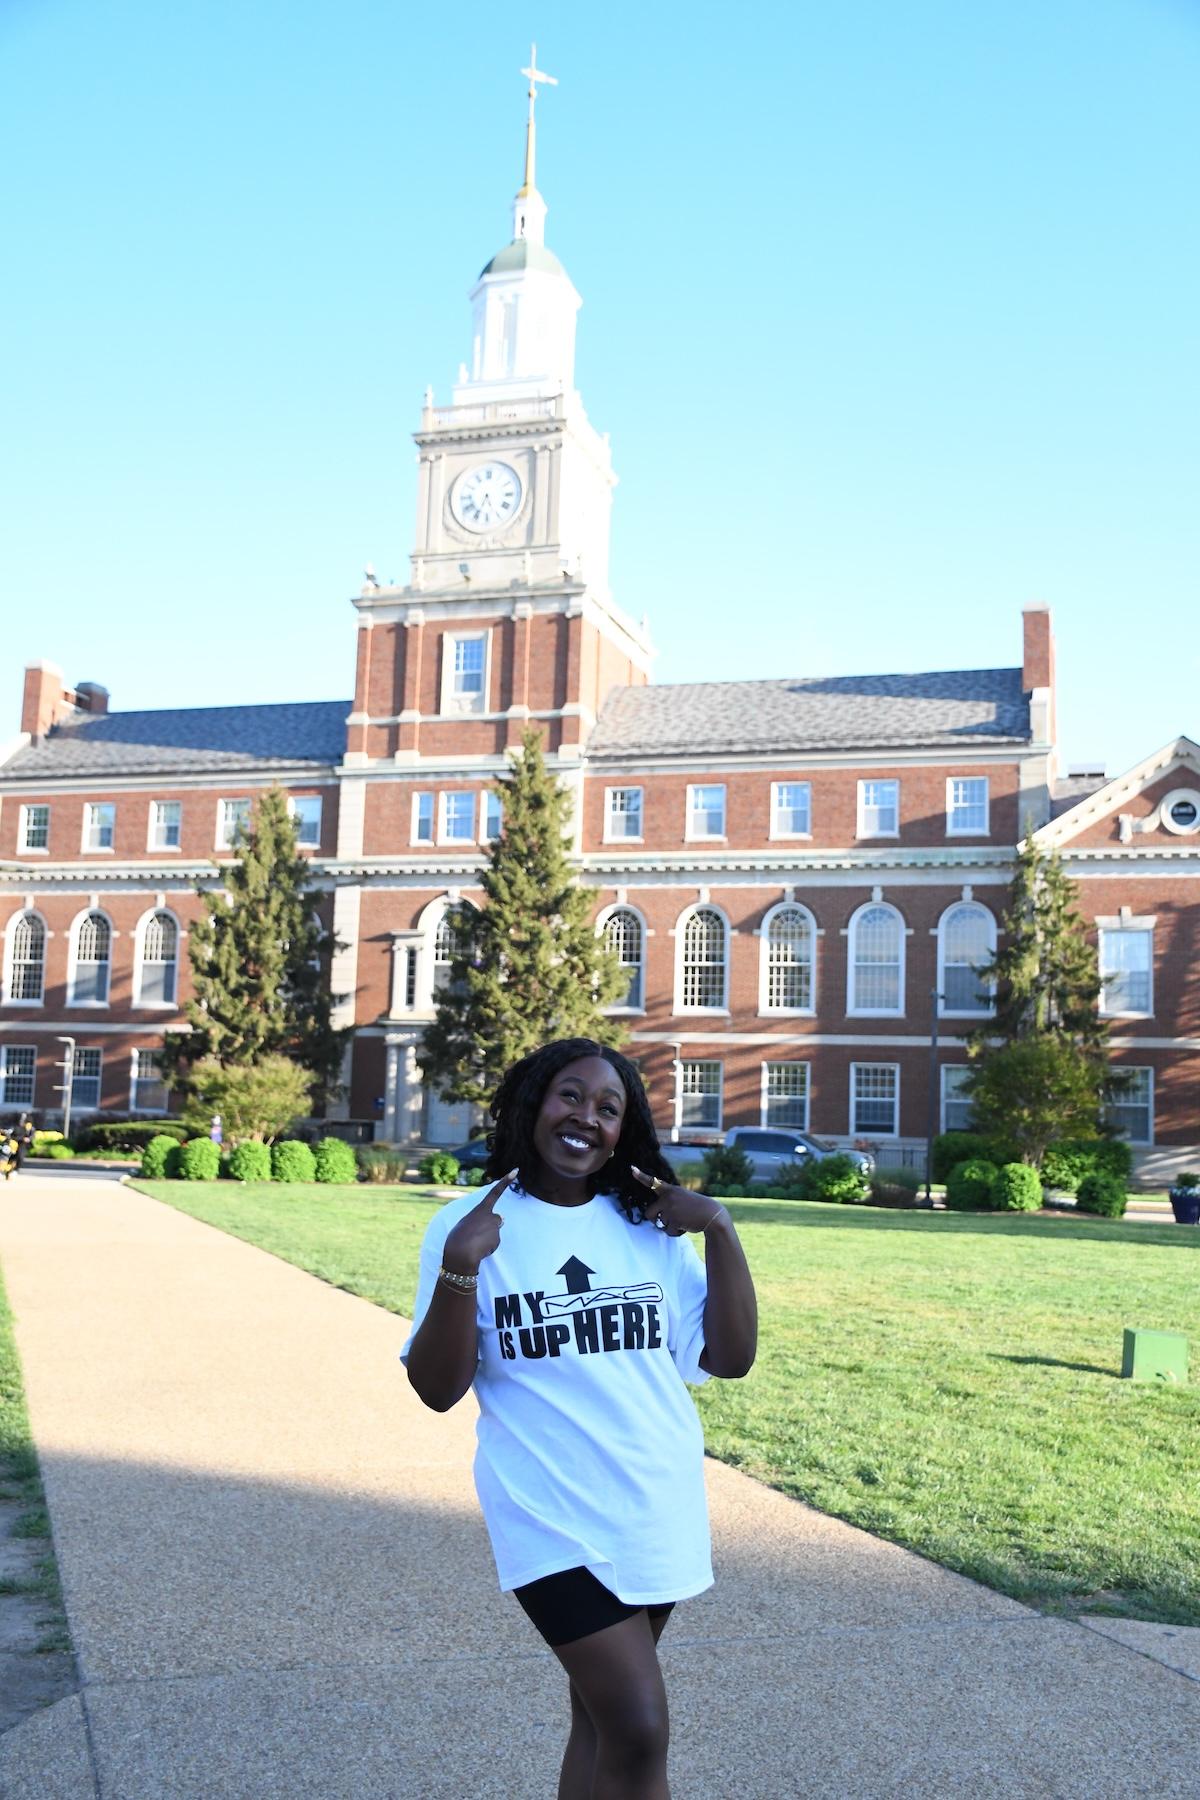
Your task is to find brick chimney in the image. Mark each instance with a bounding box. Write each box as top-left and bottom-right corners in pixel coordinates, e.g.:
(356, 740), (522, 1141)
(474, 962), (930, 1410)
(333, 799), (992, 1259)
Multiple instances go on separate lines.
(20, 664), (109, 739)
(1022, 605), (1055, 695)
(73, 681), (110, 715)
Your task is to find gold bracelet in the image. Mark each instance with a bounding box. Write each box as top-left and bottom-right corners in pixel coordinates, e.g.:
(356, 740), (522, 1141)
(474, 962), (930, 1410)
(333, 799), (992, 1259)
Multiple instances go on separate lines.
(702, 1206), (729, 1233)
(438, 1266), (478, 1292)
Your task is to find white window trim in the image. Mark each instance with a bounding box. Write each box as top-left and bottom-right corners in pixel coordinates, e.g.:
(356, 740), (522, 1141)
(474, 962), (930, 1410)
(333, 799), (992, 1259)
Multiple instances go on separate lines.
(146, 800), (183, 853)
(1097, 925), (1155, 1020)
(1105, 1064), (1154, 1146)
(479, 790), (503, 843)
(684, 783), (727, 843)
(215, 798), (253, 851)
(945, 776), (990, 838)
(81, 802), (116, 854)
(768, 781), (813, 841)
(411, 792), (435, 846)
(70, 1045), (103, 1114)
(673, 902), (731, 1015)
(18, 804), (50, 855)
(759, 1059), (811, 1131)
(411, 893), (480, 1015)
(439, 629), (493, 716)
(845, 900), (907, 1018)
(132, 906), (183, 1010)
(757, 899), (818, 1018)
(596, 902), (649, 1016)
(936, 902), (997, 1019)
(129, 1046), (170, 1117)
(0, 1043), (38, 1109)
(679, 1058), (724, 1132)
(940, 1064), (974, 1134)
(850, 1062), (901, 1140)
(856, 779), (900, 840)
(288, 794), (323, 849)
(603, 786), (644, 845)
(438, 790), (477, 846)
(66, 908), (117, 1009)
(2, 907), (49, 1008)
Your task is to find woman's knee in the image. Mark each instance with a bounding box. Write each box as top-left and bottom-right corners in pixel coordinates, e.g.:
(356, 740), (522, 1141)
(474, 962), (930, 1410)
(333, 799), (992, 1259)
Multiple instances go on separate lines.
(596, 1699), (669, 1771)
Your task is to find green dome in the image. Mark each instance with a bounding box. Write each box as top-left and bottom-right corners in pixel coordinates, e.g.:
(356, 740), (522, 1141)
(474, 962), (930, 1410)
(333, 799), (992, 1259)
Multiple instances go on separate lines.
(479, 239), (567, 279)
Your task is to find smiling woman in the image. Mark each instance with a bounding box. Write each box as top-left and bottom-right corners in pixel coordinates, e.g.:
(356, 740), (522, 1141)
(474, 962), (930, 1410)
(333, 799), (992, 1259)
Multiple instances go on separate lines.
(401, 1036), (757, 1799)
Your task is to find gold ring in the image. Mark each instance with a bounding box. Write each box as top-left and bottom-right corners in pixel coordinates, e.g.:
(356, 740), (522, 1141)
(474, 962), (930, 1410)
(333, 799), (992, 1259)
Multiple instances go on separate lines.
(651, 1175), (664, 1192)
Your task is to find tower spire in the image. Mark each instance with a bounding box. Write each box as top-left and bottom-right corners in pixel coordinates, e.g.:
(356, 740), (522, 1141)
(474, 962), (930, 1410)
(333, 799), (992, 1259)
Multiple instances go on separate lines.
(517, 44), (557, 200)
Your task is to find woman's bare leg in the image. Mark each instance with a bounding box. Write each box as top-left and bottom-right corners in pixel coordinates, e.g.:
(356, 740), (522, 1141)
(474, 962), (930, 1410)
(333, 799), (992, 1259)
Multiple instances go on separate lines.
(556, 1612), (672, 1800)
(552, 1609), (672, 1799)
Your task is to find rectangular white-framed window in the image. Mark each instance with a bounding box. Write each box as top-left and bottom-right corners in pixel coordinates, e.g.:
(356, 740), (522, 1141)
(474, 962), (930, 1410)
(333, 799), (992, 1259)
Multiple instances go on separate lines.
(1098, 927), (1153, 1017)
(851, 1062), (899, 1137)
(289, 795), (322, 847)
(680, 1060), (722, 1130)
(216, 798), (252, 849)
(762, 1060), (810, 1129)
(148, 800), (181, 851)
(946, 777), (989, 835)
(440, 790), (476, 844)
(82, 802), (115, 851)
(1104, 1065), (1153, 1144)
(604, 786), (644, 841)
(19, 804), (50, 853)
(480, 790), (503, 842)
(0, 1044), (36, 1108)
(856, 780), (899, 838)
(940, 1065), (975, 1133)
(72, 1046), (102, 1111)
(131, 1048), (169, 1113)
(770, 782), (811, 838)
(686, 784), (726, 839)
(411, 792), (435, 845)
(440, 631), (490, 715)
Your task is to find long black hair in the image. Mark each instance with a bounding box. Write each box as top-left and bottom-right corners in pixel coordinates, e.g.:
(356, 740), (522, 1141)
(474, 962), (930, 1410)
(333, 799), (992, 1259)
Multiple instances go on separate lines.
(483, 1038), (676, 1222)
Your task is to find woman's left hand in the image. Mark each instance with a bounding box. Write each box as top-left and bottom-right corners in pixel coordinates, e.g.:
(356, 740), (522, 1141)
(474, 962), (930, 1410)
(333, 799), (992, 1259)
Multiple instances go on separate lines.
(631, 1166), (727, 1237)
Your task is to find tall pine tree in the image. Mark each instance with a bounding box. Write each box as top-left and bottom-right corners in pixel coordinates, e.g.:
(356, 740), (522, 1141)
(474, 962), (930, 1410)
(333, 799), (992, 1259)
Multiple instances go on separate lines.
(417, 728), (628, 1108)
(163, 786), (347, 1100)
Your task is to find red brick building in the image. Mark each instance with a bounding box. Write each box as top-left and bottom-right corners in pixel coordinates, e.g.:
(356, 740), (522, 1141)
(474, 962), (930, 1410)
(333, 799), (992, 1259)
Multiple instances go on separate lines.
(2, 147), (1197, 1179)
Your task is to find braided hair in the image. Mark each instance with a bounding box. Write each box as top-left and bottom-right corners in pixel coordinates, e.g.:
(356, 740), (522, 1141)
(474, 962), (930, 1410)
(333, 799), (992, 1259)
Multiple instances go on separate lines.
(483, 1038), (677, 1223)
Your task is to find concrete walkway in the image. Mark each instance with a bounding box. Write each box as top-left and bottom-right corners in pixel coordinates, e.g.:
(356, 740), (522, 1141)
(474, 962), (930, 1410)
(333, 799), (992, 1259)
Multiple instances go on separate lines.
(0, 1169), (1196, 1799)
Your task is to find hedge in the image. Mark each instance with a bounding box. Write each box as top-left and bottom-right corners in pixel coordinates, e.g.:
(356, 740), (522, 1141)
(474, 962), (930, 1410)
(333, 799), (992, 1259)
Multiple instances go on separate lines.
(946, 1157), (999, 1211)
(271, 1140), (316, 1183)
(989, 1163), (1043, 1213)
(141, 1134), (183, 1179)
(75, 1119), (187, 1152)
(418, 1151), (460, 1185)
(1040, 1139), (1133, 1193)
(932, 1131), (1019, 1182)
(314, 1137), (358, 1184)
(227, 1141), (271, 1182)
(179, 1138), (221, 1182)
(1076, 1170), (1128, 1218)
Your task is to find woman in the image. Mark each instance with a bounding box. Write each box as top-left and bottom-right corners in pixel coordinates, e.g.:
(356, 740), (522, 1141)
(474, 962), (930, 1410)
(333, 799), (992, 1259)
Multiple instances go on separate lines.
(403, 1038), (757, 1799)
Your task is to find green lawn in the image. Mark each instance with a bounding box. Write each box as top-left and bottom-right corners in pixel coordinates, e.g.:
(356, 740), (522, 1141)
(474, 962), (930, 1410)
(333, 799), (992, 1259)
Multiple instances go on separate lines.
(0, 1261), (68, 1642)
(134, 1181), (1200, 1625)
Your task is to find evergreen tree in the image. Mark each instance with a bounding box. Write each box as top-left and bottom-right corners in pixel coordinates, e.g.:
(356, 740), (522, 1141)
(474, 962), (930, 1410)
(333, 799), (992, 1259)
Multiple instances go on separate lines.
(417, 728), (628, 1108)
(965, 829), (1111, 1161)
(163, 787), (347, 1099)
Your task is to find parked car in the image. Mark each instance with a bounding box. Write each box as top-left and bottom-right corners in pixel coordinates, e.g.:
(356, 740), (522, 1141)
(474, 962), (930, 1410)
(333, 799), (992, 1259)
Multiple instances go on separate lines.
(723, 1127), (875, 1181)
(447, 1137), (492, 1178)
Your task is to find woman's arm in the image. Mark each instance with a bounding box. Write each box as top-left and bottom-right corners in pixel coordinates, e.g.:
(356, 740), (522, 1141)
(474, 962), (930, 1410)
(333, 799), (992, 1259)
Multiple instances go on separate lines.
(405, 1172), (516, 1412)
(631, 1168), (758, 1379)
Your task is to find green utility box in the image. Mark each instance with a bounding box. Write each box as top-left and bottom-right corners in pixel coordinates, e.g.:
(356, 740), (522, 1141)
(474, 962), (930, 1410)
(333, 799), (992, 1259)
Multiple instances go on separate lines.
(1121, 1328), (1189, 1384)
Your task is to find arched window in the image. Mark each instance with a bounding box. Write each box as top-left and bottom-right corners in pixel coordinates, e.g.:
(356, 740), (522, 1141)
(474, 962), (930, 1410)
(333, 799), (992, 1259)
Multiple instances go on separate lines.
(762, 905), (815, 1012)
(8, 912), (45, 1003)
(433, 907), (469, 995)
(680, 907), (727, 1010)
(73, 911), (111, 1005)
(848, 903), (904, 1015)
(602, 908), (644, 1010)
(139, 911), (178, 1006)
(939, 903), (994, 1016)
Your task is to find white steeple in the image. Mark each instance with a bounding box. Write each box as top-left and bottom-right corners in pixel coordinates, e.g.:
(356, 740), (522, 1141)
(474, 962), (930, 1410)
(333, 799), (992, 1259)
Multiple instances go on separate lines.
(454, 46), (581, 404)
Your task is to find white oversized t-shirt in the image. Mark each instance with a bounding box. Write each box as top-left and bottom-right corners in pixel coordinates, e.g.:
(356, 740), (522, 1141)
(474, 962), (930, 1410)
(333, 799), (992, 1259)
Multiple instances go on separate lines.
(401, 1184), (713, 1605)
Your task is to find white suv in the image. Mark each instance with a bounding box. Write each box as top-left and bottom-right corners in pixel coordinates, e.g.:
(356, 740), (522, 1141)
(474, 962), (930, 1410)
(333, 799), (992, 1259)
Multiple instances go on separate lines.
(723, 1128), (875, 1181)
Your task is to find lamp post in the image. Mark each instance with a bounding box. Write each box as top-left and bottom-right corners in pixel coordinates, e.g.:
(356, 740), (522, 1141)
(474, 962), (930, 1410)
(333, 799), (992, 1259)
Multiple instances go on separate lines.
(57, 1036), (76, 1144)
(921, 990), (943, 1208)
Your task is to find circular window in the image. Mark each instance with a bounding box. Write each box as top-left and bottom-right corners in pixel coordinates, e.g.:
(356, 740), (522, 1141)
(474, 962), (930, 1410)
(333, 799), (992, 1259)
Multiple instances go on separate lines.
(1158, 788), (1200, 836)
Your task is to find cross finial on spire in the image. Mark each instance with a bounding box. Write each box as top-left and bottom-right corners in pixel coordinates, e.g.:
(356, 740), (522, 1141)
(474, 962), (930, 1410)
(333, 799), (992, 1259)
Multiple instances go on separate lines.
(518, 43), (557, 198)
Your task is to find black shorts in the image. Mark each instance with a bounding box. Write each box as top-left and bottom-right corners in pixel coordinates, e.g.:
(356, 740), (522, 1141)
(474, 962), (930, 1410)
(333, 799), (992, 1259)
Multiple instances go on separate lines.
(513, 1566), (676, 1648)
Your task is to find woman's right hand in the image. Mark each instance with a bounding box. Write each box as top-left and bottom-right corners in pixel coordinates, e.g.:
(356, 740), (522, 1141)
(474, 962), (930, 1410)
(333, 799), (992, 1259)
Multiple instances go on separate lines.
(440, 1169), (518, 1275)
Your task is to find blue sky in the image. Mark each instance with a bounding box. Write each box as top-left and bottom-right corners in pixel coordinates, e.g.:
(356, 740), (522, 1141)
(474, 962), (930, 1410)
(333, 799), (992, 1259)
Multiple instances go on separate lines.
(2, 0), (1197, 778)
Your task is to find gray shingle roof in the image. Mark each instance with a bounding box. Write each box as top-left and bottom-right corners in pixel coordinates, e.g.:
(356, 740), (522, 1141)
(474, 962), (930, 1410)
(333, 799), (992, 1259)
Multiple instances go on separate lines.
(587, 668), (1030, 758)
(2, 700), (350, 779)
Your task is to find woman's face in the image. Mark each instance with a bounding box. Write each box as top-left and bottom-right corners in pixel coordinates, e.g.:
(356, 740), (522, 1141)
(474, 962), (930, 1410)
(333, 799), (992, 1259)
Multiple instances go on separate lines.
(531, 1055), (628, 1187)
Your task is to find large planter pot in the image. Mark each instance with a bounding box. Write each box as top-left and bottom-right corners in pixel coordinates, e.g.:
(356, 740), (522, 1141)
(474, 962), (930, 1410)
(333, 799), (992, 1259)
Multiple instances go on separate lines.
(1168, 1188), (1200, 1225)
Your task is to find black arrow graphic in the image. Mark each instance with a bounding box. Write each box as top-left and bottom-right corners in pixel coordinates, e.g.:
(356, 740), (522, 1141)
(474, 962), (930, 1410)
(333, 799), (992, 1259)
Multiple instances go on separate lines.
(557, 1255), (596, 1294)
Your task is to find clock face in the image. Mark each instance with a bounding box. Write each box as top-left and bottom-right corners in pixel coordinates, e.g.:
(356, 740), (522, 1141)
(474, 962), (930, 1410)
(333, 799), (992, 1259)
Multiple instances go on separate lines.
(451, 461), (523, 532)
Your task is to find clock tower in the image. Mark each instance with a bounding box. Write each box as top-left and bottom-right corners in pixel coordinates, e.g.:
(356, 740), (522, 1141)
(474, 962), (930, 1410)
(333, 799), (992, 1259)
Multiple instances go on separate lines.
(344, 49), (651, 767)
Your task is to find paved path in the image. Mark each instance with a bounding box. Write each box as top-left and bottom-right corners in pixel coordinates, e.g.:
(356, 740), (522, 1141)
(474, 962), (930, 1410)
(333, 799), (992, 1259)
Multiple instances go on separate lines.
(0, 1169), (1196, 1799)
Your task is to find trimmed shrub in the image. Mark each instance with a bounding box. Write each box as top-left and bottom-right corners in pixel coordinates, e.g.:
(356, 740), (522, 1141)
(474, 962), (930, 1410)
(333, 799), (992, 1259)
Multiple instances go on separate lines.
(722, 1184), (747, 1199)
(990, 1162), (1043, 1213)
(141, 1134), (181, 1178)
(47, 1141), (76, 1161)
(418, 1150), (460, 1185)
(314, 1137), (359, 1184)
(75, 1120), (186, 1152)
(271, 1140), (316, 1183)
(807, 1154), (870, 1205)
(1076, 1170), (1127, 1218)
(32, 1130), (64, 1154)
(775, 1158), (816, 1198)
(460, 1165), (486, 1187)
(227, 1140), (272, 1183)
(1041, 1139), (1133, 1194)
(179, 1138), (221, 1182)
(357, 1148), (408, 1184)
(946, 1157), (999, 1211)
(932, 1131), (1020, 1182)
(701, 1144), (754, 1190)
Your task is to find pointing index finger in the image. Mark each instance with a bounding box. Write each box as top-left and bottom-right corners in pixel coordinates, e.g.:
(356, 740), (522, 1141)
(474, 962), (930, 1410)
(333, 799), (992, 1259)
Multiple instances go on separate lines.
(482, 1168), (519, 1209)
